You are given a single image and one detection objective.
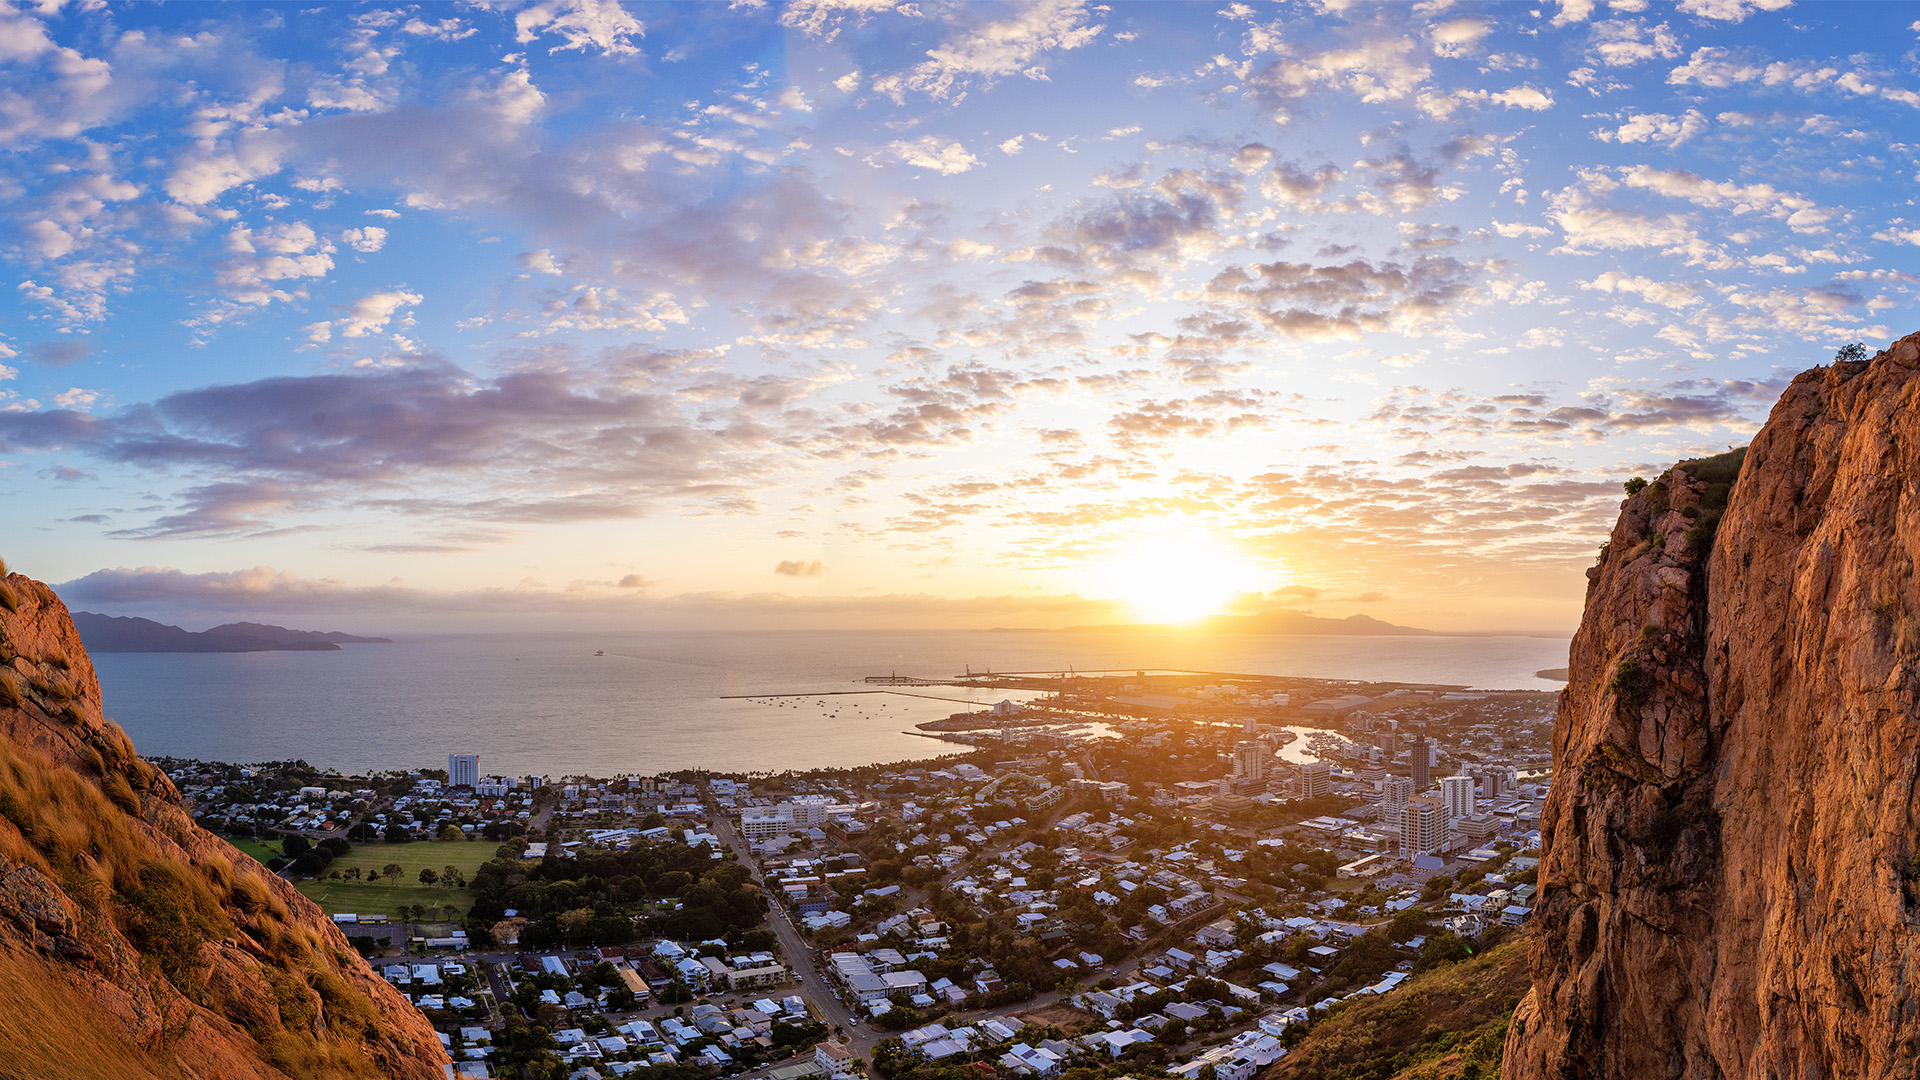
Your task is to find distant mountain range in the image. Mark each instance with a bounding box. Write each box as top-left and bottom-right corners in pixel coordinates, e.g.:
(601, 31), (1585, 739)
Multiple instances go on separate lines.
(1043, 611), (1438, 635)
(71, 612), (393, 652)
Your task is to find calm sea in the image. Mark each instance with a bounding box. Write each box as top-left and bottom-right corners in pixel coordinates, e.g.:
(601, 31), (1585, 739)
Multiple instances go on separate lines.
(90, 629), (1569, 777)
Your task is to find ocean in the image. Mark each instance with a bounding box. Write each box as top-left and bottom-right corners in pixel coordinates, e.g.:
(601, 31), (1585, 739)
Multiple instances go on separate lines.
(89, 629), (1569, 777)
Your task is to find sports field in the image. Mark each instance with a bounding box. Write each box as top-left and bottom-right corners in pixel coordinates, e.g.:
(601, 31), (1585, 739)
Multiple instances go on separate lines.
(223, 837), (282, 866)
(290, 839), (502, 920)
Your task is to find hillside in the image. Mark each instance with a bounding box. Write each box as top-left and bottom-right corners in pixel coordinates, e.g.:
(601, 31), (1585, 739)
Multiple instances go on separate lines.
(0, 563), (446, 1079)
(1504, 331), (1920, 1078)
(1265, 937), (1529, 1080)
(72, 612), (393, 653)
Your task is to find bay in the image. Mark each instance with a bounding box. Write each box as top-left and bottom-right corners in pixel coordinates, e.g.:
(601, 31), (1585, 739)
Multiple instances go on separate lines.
(90, 629), (1569, 777)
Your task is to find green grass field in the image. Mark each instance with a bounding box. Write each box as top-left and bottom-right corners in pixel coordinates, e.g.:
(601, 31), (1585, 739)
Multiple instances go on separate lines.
(223, 837), (282, 866)
(295, 879), (471, 921)
(290, 839), (501, 920)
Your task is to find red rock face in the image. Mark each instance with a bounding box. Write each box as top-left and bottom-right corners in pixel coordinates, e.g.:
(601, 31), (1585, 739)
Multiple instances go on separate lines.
(0, 569), (449, 1080)
(1505, 331), (1920, 1080)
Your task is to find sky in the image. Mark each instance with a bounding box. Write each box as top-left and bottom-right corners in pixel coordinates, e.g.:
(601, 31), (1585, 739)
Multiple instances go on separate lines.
(0, 0), (1916, 635)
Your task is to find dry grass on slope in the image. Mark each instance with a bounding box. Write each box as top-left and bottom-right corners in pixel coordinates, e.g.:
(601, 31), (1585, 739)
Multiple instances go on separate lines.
(1264, 936), (1531, 1080)
(0, 565), (434, 1080)
(0, 951), (180, 1080)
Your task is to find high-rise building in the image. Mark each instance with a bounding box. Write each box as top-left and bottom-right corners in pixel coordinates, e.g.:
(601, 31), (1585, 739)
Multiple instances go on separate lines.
(1399, 796), (1446, 858)
(449, 754), (479, 789)
(1232, 740), (1268, 783)
(1382, 774), (1414, 811)
(1440, 774), (1475, 821)
(1411, 734), (1430, 789)
(1471, 766), (1515, 800)
(1299, 760), (1332, 799)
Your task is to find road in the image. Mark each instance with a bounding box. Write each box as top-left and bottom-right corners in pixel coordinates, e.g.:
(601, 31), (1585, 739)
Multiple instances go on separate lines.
(709, 812), (872, 1053)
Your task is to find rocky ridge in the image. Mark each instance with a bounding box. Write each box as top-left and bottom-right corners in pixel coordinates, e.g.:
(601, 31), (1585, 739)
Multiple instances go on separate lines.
(1504, 330), (1920, 1078)
(0, 565), (447, 1079)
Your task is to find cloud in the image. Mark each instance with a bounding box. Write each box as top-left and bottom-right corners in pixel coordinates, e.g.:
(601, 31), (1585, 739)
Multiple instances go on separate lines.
(617, 573), (650, 587)
(51, 564), (1139, 632)
(885, 136), (980, 174)
(211, 222), (336, 312)
(869, 0), (1104, 102)
(1550, 0), (1597, 27)
(774, 559), (825, 576)
(779, 0), (903, 41)
(26, 339), (92, 367)
(1588, 18), (1679, 66)
(1198, 256), (1481, 342)
(0, 356), (794, 537)
(1674, 0), (1790, 22)
(341, 226), (388, 253)
(1428, 17), (1491, 59)
(1582, 271), (1703, 308)
(1668, 46), (1920, 109)
(338, 289), (424, 338)
(1242, 33), (1429, 111)
(513, 0), (645, 56)
(1595, 109), (1706, 147)
(518, 249), (564, 274)
(1490, 85), (1554, 110)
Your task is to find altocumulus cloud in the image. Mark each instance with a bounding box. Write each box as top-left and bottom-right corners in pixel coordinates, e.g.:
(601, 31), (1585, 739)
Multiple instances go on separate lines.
(775, 560), (825, 577)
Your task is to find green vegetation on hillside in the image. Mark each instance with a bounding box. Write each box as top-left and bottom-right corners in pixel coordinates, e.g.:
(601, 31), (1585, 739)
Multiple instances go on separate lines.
(1269, 936), (1530, 1080)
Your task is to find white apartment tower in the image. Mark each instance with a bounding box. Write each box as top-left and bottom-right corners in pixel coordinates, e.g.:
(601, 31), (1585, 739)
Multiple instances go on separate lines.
(449, 754), (480, 789)
(1440, 774), (1476, 821)
(1299, 760), (1332, 799)
(1382, 774), (1415, 811)
(1232, 741), (1268, 783)
(1399, 796), (1447, 858)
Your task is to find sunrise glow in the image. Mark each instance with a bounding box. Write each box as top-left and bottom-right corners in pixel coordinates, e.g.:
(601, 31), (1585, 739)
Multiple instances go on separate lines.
(0, 2), (1910, 635)
(1098, 527), (1265, 625)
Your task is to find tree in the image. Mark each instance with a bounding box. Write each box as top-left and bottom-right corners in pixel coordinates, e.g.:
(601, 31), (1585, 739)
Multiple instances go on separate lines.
(1836, 342), (1868, 363)
(383, 862), (404, 885)
(384, 823), (412, 843)
(282, 835), (312, 858)
(444, 865), (463, 888)
(439, 824), (466, 842)
(420, 868), (440, 886)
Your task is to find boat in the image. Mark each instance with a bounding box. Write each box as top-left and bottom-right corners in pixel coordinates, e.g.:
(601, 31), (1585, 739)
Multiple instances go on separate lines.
(595, 650), (605, 656)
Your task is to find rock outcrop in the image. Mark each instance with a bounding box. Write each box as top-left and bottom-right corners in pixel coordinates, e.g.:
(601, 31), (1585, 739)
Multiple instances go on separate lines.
(0, 565), (448, 1079)
(1504, 330), (1920, 1079)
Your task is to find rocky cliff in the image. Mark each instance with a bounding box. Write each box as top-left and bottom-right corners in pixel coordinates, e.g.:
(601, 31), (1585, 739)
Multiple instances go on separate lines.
(1504, 330), (1920, 1079)
(0, 565), (447, 1079)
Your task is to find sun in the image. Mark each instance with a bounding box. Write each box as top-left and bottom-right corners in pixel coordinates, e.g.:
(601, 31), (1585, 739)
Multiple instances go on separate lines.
(1097, 525), (1266, 624)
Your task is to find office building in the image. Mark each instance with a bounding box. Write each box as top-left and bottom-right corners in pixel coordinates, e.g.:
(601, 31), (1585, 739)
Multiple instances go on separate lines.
(449, 754), (479, 789)
(1471, 766), (1515, 800)
(1232, 741), (1268, 783)
(1411, 734), (1430, 789)
(1299, 760), (1332, 799)
(1382, 775), (1414, 812)
(1400, 797), (1446, 858)
(1440, 774), (1476, 821)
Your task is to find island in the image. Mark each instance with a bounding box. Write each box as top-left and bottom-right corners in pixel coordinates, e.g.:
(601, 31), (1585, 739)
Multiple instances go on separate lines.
(71, 611), (394, 653)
